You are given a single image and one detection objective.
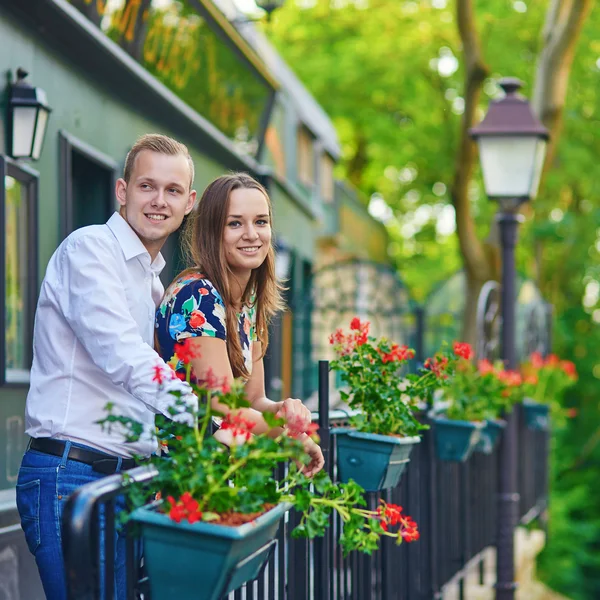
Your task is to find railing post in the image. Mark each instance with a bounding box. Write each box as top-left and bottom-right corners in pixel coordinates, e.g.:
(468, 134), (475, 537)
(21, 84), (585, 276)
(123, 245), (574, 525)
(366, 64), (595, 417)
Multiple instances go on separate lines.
(63, 484), (101, 600)
(414, 306), (425, 365)
(427, 417), (439, 598)
(313, 360), (331, 600)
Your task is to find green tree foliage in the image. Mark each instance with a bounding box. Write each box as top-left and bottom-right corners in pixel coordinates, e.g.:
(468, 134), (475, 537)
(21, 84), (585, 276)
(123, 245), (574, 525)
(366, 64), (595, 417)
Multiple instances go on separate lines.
(264, 1), (600, 597)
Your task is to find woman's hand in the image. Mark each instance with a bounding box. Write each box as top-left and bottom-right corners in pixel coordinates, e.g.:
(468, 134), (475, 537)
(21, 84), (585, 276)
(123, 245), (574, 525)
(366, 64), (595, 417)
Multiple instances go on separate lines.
(298, 434), (325, 477)
(276, 398), (313, 434)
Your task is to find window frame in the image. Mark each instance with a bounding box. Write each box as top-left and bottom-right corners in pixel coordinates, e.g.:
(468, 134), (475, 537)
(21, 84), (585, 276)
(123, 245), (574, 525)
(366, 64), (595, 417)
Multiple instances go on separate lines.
(59, 130), (119, 239)
(296, 125), (316, 190)
(0, 156), (40, 387)
(320, 152), (336, 204)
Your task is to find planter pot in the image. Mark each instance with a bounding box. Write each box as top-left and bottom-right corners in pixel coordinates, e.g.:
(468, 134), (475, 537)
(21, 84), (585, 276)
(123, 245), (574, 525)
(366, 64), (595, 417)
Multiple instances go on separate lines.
(131, 502), (290, 600)
(331, 428), (420, 492)
(523, 399), (550, 431)
(433, 417), (484, 462)
(474, 419), (506, 455)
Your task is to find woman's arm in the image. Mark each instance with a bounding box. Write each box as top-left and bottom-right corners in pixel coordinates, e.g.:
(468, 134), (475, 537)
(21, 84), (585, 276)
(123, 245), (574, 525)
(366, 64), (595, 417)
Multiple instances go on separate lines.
(245, 342), (323, 475)
(187, 336), (283, 437)
(245, 342), (313, 433)
(189, 336), (323, 474)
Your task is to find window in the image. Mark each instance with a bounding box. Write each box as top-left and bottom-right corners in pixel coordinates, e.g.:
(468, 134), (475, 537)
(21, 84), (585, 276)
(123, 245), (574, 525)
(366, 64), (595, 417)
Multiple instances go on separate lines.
(264, 125), (286, 179)
(297, 126), (315, 188)
(0, 157), (39, 385)
(60, 131), (118, 237)
(320, 153), (335, 203)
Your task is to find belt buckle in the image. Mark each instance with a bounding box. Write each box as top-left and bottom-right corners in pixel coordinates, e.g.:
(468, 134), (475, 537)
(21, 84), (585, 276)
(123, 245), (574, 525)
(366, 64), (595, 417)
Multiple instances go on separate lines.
(92, 458), (118, 475)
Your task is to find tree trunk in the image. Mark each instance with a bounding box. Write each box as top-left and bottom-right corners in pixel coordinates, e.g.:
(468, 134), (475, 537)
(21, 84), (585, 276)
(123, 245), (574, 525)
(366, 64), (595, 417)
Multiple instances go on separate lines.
(452, 0), (591, 346)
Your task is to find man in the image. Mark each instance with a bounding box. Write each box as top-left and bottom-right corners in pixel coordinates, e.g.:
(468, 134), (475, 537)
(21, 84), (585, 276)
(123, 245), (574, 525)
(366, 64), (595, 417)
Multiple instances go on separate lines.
(16, 133), (197, 599)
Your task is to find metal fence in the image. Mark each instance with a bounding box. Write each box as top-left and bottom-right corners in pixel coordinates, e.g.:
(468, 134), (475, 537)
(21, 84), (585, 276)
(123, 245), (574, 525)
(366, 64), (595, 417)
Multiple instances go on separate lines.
(62, 363), (549, 600)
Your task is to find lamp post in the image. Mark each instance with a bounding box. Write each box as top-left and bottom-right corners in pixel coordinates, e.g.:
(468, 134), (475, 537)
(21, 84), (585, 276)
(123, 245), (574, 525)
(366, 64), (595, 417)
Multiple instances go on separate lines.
(470, 78), (548, 600)
(7, 68), (52, 161)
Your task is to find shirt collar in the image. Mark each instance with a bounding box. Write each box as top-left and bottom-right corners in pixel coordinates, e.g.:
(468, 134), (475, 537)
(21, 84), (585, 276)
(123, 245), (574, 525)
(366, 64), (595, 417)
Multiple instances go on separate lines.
(106, 212), (166, 275)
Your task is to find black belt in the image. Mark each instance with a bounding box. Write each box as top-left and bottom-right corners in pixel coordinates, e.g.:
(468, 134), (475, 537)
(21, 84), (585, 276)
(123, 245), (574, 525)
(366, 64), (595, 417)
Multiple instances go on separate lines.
(29, 437), (139, 475)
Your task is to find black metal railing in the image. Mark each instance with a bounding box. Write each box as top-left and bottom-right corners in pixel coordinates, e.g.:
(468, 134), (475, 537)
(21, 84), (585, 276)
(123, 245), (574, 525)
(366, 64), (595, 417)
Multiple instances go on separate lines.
(63, 362), (549, 600)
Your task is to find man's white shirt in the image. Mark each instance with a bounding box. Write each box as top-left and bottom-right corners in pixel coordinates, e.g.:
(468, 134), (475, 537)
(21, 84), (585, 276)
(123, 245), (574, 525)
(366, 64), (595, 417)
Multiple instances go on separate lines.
(25, 212), (196, 457)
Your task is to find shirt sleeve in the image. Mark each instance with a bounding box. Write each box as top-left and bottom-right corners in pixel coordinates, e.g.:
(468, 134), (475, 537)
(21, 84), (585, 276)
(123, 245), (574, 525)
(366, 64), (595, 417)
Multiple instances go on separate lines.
(56, 234), (197, 418)
(167, 278), (227, 342)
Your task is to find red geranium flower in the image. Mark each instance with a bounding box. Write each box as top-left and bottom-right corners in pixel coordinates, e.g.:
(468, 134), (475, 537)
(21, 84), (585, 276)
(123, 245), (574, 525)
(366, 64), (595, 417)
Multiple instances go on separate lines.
(220, 413), (257, 441)
(560, 360), (577, 380)
(530, 351), (544, 370)
(424, 355), (449, 378)
(377, 502), (419, 543)
(166, 493), (203, 524)
(175, 338), (199, 364)
(350, 317), (362, 331)
(453, 342), (473, 360)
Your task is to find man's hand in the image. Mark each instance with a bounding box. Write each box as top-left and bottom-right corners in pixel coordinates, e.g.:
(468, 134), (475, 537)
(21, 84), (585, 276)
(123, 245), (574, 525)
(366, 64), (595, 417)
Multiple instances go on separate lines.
(298, 434), (324, 477)
(276, 398), (312, 434)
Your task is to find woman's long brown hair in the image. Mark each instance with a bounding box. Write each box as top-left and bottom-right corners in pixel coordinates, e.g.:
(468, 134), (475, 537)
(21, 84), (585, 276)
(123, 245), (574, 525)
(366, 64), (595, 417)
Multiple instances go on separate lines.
(178, 173), (285, 379)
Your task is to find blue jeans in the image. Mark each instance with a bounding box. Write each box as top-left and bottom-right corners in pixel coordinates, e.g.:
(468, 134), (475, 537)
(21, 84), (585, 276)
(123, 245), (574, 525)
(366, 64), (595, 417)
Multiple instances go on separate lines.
(16, 440), (128, 600)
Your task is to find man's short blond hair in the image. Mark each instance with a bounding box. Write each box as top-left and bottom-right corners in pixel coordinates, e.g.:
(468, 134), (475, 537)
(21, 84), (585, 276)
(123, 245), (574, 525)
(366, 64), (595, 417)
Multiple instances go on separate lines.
(123, 134), (195, 189)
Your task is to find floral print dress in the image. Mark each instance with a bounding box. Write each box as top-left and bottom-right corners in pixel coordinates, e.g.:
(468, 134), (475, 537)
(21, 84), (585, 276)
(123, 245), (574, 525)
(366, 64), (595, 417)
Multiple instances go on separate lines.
(155, 272), (258, 380)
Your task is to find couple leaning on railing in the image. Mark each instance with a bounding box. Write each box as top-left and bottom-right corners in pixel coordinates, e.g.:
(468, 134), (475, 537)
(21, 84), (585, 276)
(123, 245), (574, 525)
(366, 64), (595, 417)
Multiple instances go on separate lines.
(16, 133), (420, 600)
(17, 132), (572, 600)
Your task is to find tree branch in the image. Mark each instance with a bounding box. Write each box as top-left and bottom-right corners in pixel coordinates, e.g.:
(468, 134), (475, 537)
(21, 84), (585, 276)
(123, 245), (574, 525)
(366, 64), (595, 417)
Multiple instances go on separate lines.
(532, 0), (593, 178)
(451, 0), (491, 282)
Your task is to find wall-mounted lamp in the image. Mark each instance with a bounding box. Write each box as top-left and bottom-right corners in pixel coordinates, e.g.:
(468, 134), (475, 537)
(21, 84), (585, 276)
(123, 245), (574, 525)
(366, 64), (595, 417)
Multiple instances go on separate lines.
(8, 68), (52, 160)
(232, 0), (286, 24)
(255, 0), (286, 18)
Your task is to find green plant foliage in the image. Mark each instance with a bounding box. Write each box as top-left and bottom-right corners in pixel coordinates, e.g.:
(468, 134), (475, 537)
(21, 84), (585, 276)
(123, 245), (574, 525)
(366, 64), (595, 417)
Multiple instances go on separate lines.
(99, 361), (420, 555)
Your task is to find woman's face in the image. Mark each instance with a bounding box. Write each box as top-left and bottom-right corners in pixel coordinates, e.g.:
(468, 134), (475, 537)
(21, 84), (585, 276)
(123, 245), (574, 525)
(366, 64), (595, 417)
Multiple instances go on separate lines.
(222, 187), (272, 278)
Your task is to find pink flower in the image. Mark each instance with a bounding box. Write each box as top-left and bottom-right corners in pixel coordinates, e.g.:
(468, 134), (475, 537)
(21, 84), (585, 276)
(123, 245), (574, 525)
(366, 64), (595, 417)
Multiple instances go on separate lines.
(478, 359), (495, 375)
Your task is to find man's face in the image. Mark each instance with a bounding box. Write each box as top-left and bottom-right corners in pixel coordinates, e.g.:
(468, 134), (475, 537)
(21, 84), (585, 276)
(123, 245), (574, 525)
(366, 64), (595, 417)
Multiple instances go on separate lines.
(116, 150), (196, 257)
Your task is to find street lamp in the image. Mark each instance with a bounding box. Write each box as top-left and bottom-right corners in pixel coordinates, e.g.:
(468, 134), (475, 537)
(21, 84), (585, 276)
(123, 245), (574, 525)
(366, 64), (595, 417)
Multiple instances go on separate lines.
(7, 68), (52, 161)
(470, 78), (548, 600)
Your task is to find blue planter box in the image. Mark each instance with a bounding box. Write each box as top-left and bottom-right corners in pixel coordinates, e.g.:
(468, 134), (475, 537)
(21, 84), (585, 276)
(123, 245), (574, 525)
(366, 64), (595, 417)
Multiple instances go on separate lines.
(474, 419), (506, 455)
(433, 417), (483, 462)
(332, 429), (420, 492)
(131, 502), (290, 600)
(523, 399), (550, 431)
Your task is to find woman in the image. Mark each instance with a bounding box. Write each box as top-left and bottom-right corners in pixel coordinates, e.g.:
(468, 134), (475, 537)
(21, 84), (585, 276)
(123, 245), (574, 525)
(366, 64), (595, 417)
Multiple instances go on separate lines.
(155, 173), (323, 475)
